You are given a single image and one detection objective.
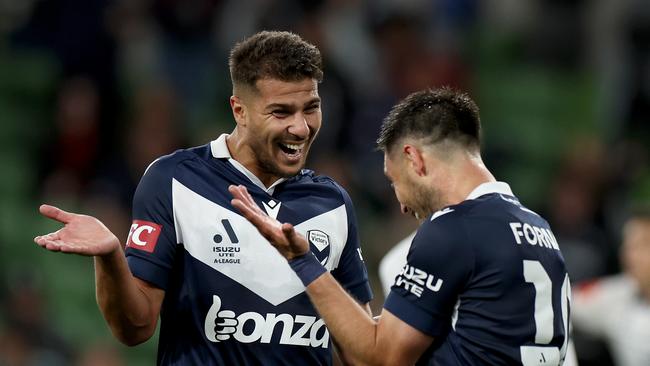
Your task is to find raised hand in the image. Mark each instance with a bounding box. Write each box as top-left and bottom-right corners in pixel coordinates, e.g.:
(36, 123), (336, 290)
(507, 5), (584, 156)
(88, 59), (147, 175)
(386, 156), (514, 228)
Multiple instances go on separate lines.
(34, 204), (121, 256)
(228, 185), (309, 260)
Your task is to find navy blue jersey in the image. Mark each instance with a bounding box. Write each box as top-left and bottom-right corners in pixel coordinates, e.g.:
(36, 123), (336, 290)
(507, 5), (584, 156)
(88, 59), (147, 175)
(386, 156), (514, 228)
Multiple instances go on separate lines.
(124, 135), (372, 365)
(384, 182), (570, 365)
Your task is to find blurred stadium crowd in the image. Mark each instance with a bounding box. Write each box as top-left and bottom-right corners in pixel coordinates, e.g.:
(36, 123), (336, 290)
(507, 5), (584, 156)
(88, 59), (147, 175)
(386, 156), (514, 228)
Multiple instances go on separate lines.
(0, 0), (648, 365)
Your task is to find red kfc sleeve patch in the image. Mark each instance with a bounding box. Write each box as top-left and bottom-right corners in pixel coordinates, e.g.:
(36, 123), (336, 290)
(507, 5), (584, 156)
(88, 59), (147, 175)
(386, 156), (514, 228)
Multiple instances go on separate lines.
(126, 220), (163, 253)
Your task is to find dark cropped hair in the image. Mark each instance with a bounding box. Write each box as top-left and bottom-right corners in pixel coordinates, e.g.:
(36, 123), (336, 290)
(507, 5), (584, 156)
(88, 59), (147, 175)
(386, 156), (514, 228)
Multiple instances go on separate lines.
(377, 88), (481, 153)
(229, 31), (323, 92)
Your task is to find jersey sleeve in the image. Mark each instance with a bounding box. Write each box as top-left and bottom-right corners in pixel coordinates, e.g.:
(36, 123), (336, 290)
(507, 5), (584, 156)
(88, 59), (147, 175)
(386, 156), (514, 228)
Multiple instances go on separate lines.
(383, 214), (473, 337)
(330, 186), (373, 304)
(125, 156), (180, 290)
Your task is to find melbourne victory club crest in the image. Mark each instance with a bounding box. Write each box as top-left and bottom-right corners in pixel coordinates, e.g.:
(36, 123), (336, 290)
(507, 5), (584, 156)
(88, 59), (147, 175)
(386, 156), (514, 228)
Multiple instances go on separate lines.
(307, 230), (330, 265)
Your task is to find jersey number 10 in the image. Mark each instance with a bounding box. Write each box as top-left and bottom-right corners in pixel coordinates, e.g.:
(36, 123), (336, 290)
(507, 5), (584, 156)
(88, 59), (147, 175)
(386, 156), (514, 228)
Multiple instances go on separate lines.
(521, 260), (571, 366)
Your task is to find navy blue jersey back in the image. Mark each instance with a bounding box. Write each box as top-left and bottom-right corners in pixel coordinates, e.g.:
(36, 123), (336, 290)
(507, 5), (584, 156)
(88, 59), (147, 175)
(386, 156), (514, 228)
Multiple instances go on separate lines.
(124, 140), (372, 365)
(384, 185), (570, 365)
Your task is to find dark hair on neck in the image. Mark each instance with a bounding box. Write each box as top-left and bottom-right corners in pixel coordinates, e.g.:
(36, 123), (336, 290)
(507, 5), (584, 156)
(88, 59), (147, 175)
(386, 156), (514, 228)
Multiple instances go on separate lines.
(377, 87), (481, 154)
(229, 31), (323, 93)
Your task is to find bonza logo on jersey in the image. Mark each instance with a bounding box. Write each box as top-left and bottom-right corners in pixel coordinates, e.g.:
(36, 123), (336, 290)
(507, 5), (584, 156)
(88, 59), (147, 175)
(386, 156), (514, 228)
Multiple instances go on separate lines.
(204, 295), (329, 348)
(126, 220), (162, 253)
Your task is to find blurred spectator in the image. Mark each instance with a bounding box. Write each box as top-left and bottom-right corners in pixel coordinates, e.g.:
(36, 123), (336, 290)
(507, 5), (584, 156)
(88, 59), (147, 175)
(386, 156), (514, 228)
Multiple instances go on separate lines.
(78, 82), (185, 246)
(0, 274), (71, 366)
(91, 82), (184, 209)
(150, 0), (226, 133)
(572, 207), (650, 366)
(11, 0), (120, 155)
(75, 341), (125, 366)
(623, 11), (650, 145)
(546, 137), (615, 282)
(39, 76), (102, 206)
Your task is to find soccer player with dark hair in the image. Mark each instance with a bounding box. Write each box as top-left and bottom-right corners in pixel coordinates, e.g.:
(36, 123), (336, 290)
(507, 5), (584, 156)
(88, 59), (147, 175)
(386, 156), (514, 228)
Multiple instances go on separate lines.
(231, 87), (572, 365)
(34, 31), (372, 365)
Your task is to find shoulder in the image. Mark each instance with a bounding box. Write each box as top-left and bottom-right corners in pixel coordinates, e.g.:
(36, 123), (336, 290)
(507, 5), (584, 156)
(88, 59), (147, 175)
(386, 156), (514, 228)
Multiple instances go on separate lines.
(288, 169), (354, 206)
(411, 207), (470, 260)
(455, 193), (513, 219)
(142, 144), (210, 179)
(439, 193), (552, 235)
(419, 204), (471, 239)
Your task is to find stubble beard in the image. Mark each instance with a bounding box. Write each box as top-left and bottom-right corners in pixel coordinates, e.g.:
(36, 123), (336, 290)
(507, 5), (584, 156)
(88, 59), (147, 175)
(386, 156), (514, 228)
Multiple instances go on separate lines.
(410, 180), (445, 220)
(252, 139), (307, 179)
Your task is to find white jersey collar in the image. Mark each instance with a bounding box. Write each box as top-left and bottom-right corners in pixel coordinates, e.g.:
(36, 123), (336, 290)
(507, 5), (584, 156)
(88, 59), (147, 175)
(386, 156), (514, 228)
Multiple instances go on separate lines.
(210, 134), (286, 194)
(466, 181), (513, 200)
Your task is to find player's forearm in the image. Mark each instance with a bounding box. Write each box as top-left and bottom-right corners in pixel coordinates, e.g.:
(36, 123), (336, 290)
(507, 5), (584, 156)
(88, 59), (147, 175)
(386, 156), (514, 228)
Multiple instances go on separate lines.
(305, 273), (384, 365)
(95, 247), (157, 345)
(334, 303), (374, 365)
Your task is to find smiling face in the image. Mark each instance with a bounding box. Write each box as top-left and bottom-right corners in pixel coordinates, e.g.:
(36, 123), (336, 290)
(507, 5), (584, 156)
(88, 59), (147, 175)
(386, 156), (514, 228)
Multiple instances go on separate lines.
(231, 78), (322, 185)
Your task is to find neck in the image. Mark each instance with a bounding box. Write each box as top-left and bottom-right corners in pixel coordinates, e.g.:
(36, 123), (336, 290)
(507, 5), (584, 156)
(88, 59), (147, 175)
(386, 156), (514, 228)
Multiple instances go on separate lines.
(226, 130), (279, 188)
(444, 153), (496, 206)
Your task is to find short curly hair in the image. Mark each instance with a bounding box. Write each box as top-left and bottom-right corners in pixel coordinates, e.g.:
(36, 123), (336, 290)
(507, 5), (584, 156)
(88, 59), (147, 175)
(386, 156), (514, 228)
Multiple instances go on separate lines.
(229, 31), (323, 92)
(377, 87), (481, 154)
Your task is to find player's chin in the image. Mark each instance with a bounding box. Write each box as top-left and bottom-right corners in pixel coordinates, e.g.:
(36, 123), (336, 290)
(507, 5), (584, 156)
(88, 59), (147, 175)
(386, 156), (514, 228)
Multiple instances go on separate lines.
(274, 161), (305, 178)
(277, 154), (308, 175)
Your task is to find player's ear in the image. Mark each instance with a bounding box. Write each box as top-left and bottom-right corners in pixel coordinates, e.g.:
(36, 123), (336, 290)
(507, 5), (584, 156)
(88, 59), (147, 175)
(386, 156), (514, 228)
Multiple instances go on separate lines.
(403, 144), (427, 177)
(230, 95), (247, 126)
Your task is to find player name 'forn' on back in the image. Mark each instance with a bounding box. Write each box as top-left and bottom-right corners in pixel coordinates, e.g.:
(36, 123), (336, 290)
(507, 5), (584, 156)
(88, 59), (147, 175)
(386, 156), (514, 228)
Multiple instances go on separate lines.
(509, 222), (560, 250)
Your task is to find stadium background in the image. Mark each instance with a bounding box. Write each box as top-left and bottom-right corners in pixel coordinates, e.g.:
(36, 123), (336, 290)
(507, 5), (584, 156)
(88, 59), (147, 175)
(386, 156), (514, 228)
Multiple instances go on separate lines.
(0, 0), (648, 364)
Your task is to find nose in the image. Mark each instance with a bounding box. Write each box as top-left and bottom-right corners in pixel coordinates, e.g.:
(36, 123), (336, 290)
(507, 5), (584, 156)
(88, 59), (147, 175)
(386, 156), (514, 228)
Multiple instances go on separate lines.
(287, 113), (310, 139)
(400, 204), (409, 215)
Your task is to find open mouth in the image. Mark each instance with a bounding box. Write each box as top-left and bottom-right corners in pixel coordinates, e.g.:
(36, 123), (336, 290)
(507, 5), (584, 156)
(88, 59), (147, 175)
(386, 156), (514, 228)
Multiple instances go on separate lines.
(278, 142), (305, 157)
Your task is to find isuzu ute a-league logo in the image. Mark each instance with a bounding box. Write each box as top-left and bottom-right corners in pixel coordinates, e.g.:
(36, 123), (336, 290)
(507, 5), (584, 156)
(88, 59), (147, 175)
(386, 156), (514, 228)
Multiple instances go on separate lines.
(307, 230), (330, 265)
(213, 219), (241, 264)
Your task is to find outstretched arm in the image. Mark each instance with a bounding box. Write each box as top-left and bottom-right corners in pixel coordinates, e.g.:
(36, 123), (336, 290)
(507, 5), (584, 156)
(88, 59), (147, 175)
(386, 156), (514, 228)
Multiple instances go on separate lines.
(229, 185), (433, 365)
(34, 204), (164, 346)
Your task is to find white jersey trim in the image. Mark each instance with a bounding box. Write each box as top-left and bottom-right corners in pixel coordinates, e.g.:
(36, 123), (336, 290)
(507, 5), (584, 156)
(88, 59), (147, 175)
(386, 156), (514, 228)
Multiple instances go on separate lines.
(210, 134), (286, 195)
(172, 179), (348, 305)
(466, 181), (513, 200)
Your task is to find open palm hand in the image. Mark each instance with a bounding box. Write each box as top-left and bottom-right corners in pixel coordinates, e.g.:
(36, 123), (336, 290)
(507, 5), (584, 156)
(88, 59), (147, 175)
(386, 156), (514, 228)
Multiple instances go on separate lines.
(34, 204), (120, 257)
(228, 185), (309, 260)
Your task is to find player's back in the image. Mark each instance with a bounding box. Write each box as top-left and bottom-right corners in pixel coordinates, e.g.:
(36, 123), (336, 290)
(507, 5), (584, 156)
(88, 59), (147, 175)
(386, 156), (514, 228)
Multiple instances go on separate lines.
(387, 187), (571, 366)
(432, 193), (570, 365)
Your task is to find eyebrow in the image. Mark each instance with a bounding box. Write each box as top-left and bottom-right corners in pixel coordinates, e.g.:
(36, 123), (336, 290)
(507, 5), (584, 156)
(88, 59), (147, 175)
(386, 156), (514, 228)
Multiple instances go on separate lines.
(264, 97), (321, 111)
